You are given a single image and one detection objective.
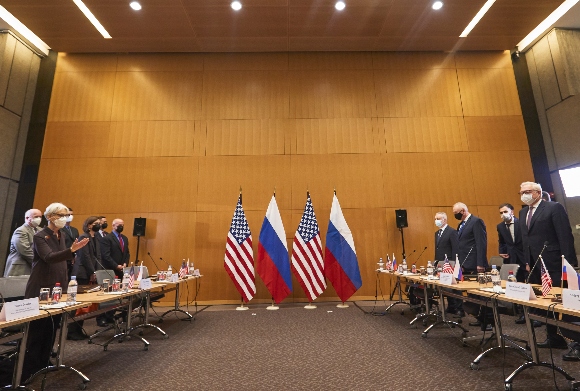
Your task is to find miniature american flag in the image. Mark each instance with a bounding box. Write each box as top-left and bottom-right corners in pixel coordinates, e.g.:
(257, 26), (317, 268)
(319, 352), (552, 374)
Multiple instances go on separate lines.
(540, 256), (552, 297)
(128, 265), (135, 289)
(441, 255), (454, 274)
(179, 262), (188, 278)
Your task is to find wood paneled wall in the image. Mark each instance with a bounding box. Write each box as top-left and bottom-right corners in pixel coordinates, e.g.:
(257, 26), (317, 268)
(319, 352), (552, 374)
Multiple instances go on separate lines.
(35, 51), (533, 303)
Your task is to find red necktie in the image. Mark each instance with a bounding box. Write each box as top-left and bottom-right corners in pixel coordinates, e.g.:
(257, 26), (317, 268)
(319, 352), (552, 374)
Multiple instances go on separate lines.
(526, 206), (534, 229)
(119, 235), (124, 252)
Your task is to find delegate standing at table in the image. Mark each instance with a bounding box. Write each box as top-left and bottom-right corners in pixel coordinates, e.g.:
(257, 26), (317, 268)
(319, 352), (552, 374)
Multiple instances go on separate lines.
(433, 212), (461, 316)
(519, 181), (578, 354)
(21, 203), (89, 381)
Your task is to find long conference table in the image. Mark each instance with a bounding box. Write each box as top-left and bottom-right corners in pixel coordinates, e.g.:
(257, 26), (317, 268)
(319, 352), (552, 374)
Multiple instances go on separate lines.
(2, 275), (201, 390)
(379, 270), (580, 391)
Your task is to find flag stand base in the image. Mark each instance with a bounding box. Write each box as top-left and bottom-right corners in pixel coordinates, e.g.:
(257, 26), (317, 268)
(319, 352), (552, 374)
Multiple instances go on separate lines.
(304, 303), (317, 309)
(266, 305), (279, 310)
(336, 302), (349, 308)
(236, 304), (249, 311)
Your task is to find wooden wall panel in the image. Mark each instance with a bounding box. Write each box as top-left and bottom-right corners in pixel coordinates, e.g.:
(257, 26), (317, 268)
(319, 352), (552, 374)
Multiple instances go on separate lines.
(464, 116), (528, 151)
(204, 119), (290, 156)
(108, 121), (195, 157)
(381, 152), (476, 207)
(196, 155), (292, 212)
(42, 122), (111, 159)
(47, 71), (116, 121)
(295, 118), (383, 154)
(384, 117), (467, 153)
(374, 69), (463, 117)
(290, 154), (384, 210)
(469, 151), (534, 206)
(457, 68), (522, 116)
(111, 72), (203, 121)
(202, 71), (289, 119)
(289, 70), (376, 118)
(35, 51), (532, 304)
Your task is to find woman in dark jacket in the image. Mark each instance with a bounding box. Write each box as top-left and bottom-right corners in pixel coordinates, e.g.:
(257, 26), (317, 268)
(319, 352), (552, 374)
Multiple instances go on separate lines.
(22, 203), (88, 381)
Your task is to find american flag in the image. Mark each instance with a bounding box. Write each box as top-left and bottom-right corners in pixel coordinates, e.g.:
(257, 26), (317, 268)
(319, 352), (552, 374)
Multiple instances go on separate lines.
(128, 265), (135, 289)
(224, 195), (256, 303)
(540, 256), (552, 297)
(291, 194), (326, 302)
(442, 255), (454, 274)
(179, 261), (188, 278)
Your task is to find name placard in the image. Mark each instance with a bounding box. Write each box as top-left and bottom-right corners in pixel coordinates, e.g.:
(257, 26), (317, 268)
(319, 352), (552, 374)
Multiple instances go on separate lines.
(439, 272), (456, 285)
(140, 278), (152, 290)
(562, 289), (580, 311)
(193, 269), (200, 277)
(0, 298), (40, 322)
(170, 274), (179, 283)
(505, 282), (537, 301)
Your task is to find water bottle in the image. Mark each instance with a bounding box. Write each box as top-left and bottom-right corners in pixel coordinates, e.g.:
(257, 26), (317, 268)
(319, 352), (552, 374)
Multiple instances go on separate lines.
(52, 282), (62, 304)
(427, 261), (434, 280)
(378, 257), (384, 271)
(167, 264), (173, 278)
(402, 259), (408, 274)
(67, 276), (78, 304)
(121, 272), (130, 292)
(490, 265), (501, 292)
(507, 270), (517, 283)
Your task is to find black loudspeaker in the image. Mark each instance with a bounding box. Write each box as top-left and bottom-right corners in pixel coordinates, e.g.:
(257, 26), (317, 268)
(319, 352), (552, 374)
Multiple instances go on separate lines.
(395, 209), (408, 228)
(133, 217), (146, 237)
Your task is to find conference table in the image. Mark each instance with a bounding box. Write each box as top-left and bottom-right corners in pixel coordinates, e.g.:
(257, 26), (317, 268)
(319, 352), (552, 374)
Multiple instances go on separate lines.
(378, 270), (580, 390)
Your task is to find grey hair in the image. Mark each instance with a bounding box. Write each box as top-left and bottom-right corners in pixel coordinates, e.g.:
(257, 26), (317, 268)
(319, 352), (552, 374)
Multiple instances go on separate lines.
(520, 181), (542, 192)
(453, 202), (468, 212)
(44, 203), (69, 219)
(435, 212), (448, 220)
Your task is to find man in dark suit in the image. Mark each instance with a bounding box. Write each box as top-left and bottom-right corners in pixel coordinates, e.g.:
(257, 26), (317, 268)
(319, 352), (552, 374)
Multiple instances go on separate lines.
(434, 212), (461, 315)
(97, 216), (109, 239)
(453, 202), (488, 328)
(62, 207), (80, 280)
(519, 181), (578, 352)
(101, 218), (130, 278)
(497, 203), (525, 281)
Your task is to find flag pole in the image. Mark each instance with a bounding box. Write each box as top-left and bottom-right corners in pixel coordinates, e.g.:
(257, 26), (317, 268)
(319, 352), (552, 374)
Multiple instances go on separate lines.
(236, 296), (249, 311)
(267, 298), (279, 311)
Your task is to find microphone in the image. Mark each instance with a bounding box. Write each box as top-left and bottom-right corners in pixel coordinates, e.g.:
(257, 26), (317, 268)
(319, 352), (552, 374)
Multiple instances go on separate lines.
(525, 241), (549, 284)
(415, 246), (428, 263)
(147, 252), (162, 271)
(160, 257), (175, 272)
(407, 249), (417, 260)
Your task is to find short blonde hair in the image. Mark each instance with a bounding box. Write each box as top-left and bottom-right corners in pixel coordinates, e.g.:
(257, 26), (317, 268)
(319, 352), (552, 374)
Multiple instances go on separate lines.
(520, 181), (542, 192)
(44, 203), (68, 219)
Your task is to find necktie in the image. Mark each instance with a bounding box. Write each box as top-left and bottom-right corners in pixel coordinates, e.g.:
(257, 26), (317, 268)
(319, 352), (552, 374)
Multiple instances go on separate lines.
(436, 230), (442, 244)
(458, 221), (465, 232)
(526, 206), (534, 229)
(119, 235), (124, 252)
(506, 223), (515, 241)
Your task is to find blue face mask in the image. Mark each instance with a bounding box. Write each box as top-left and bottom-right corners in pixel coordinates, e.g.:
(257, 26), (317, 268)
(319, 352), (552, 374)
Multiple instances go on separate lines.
(435, 219), (443, 227)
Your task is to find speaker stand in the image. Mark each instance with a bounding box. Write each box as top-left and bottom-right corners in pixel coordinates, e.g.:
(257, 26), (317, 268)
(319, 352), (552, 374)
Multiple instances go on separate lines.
(399, 227), (406, 260)
(135, 235), (141, 264)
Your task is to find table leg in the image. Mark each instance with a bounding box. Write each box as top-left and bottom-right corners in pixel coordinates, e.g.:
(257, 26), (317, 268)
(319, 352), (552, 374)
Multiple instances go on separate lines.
(422, 287), (468, 338)
(160, 281), (193, 320)
(128, 291), (167, 339)
(102, 297), (149, 351)
(385, 276), (412, 314)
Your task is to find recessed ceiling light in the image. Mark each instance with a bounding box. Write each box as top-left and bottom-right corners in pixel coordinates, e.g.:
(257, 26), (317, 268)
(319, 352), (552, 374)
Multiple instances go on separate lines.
(460, 0), (496, 38)
(231, 1), (242, 11)
(72, 0), (111, 39)
(432, 1), (443, 10)
(130, 2), (142, 11)
(335, 1), (346, 11)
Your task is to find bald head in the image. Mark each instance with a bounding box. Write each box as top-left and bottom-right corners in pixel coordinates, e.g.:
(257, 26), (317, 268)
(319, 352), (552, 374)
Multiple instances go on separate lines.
(25, 209), (42, 227)
(112, 219), (125, 234)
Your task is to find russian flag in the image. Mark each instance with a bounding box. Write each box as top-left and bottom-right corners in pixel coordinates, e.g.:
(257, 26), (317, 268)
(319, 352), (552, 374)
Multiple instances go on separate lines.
(257, 195), (292, 304)
(453, 254), (463, 281)
(324, 194), (362, 303)
(563, 256), (579, 290)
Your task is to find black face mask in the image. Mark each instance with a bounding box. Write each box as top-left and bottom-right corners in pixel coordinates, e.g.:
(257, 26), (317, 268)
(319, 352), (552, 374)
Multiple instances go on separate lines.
(116, 225), (124, 233)
(91, 223), (101, 232)
(101, 222), (108, 230)
(454, 212), (463, 221)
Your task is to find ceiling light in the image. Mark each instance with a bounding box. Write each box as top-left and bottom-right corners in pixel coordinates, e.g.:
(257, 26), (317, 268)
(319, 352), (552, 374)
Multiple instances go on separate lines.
(73, 0), (111, 38)
(129, 2), (142, 11)
(459, 0), (496, 37)
(432, 1), (443, 10)
(517, 0), (580, 52)
(0, 6), (50, 55)
(231, 1), (242, 11)
(335, 1), (346, 11)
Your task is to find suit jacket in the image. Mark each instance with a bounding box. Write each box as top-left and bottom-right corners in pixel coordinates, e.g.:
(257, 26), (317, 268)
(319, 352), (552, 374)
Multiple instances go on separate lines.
(4, 223), (37, 277)
(457, 215), (488, 272)
(519, 201), (577, 282)
(497, 217), (525, 267)
(62, 225), (80, 249)
(434, 225), (458, 262)
(100, 232), (130, 278)
(24, 226), (73, 299)
(72, 233), (102, 280)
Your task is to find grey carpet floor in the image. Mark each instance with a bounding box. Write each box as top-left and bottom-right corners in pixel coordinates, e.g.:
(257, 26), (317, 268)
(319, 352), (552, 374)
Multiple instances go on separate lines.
(28, 301), (578, 390)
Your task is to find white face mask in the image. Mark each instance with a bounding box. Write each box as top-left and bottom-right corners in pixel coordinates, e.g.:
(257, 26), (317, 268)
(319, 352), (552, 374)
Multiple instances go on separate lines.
(521, 193), (535, 205)
(66, 215), (73, 223)
(501, 212), (512, 222)
(53, 217), (67, 229)
(29, 217), (41, 228)
(435, 219), (443, 228)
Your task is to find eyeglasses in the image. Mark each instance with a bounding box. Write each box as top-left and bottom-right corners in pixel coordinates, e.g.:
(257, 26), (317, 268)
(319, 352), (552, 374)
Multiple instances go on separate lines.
(518, 190), (537, 195)
(54, 213), (71, 218)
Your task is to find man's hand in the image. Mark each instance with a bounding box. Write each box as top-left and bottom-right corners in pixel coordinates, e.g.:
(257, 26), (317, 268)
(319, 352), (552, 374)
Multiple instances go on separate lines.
(476, 266), (485, 272)
(499, 254), (509, 259)
(526, 264), (530, 272)
(116, 265), (123, 271)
